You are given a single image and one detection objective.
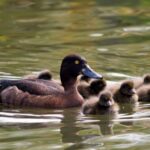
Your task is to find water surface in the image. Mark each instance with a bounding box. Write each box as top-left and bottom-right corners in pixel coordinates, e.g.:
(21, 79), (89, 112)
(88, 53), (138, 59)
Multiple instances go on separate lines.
(0, 0), (150, 150)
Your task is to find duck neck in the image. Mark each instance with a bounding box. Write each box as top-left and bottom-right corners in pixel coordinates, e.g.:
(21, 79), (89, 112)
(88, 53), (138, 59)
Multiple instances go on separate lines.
(60, 68), (76, 90)
(62, 77), (78, 91)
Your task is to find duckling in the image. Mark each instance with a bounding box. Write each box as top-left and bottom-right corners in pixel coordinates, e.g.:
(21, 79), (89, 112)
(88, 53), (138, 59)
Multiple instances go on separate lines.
(133, 74), (150, 88)
(82, 91), (119, 115)
(113, 81), (138, 103)
(0, 54), (102, 108)
(24, 70), (52, 80)
(137, 85), (150, 102)
(78, 78), (106, 99)
(143, 74), (150, 84)
(120, 74), (150, 89)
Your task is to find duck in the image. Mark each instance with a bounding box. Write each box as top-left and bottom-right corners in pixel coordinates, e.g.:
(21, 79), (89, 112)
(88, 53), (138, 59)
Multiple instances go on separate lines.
(113, 81), (138, 103)
(0, 54), (102, 108)
(82, 91), (119, 115)
(136, 85), (150, 102)
(77, 78), (106, 99)
(24, 69), (52, 80)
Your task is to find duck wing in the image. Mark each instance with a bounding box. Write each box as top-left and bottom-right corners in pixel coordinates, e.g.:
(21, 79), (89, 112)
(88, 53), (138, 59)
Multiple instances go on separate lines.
(0, 79), (63, 95)
(1, 86), (65, 108)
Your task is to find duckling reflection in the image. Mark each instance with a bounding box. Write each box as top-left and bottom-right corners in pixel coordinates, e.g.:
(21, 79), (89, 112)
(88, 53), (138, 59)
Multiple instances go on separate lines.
(94, 115), (117, 135)
(78, 78), (106, 99)
(118, 102), (139, 126)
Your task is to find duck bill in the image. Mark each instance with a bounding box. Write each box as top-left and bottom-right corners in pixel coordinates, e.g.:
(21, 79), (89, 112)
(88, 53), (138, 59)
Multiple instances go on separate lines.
(81, 64), (102, 79)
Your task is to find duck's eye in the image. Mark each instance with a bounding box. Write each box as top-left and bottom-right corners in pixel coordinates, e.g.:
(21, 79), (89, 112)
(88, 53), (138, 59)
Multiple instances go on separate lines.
(74, 60), (80, 65)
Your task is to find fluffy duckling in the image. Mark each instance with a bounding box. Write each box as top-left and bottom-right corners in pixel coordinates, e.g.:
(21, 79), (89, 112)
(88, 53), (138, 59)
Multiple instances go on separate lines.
(78, 78), (106, 99)
(82, 91), (119, 115)
(24, 70), (52, 80)
(137, 85), (150, 102)
(133, 74), (150, 88)
(113, 81), (138, 103)
(120, 74), (150, 89)
(144, 74), (150, 84)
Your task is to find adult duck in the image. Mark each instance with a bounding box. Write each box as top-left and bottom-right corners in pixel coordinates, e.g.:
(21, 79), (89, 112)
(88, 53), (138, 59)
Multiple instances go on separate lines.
(0, 54), (102, 108)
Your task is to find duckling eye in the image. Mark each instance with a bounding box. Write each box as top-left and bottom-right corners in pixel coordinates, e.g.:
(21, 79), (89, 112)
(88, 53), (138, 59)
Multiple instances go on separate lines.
(74, 60), (80, 65)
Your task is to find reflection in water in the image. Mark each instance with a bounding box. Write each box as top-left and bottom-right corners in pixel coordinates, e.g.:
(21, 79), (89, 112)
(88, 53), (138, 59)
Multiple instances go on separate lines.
(60, 108), (118, 150)
(61, 108), (82, 142)
(119, 103), (139, 126)
(96, 114), (117, 135)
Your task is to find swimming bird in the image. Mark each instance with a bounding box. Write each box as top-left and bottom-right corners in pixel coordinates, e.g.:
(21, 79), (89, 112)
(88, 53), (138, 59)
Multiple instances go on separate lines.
(113, 81), (138, 103)
(82, 91), (119, 115)
(78, 78), (106, 99)
(0, 54), (102, 108)
(119, 74), (150, 89)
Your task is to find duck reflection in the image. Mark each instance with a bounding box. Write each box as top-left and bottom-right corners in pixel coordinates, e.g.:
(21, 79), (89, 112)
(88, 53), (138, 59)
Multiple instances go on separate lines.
(60, 108), (83, 142)
(60, 107), (119, 150)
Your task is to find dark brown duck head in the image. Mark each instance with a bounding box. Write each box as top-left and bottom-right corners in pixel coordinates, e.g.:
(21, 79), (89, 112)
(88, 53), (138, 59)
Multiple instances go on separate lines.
(119, 81), (136, 97)
(60, 54), (102, 90)
(98, 91), (114, 108)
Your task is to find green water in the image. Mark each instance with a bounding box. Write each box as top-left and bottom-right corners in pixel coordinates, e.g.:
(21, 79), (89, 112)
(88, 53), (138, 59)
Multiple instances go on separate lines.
(0, 0), (150, 149)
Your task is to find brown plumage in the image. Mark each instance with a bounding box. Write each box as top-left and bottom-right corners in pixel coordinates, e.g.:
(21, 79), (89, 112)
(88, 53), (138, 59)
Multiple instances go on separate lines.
(144, 74), (150, 84)
(119, 74), (150, 89)
(82, 91), (119, 115)
(78, 78), (106, 99)
(137, 85), (150, 102)
(0, 54), (102, 108)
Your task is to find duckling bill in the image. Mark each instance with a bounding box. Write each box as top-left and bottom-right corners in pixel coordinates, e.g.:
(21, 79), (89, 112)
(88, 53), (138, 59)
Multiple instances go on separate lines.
(0, 54), (102, 108)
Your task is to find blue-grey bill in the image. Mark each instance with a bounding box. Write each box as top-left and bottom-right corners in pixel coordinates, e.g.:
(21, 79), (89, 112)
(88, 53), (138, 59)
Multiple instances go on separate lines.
(82, 64), (102, 79)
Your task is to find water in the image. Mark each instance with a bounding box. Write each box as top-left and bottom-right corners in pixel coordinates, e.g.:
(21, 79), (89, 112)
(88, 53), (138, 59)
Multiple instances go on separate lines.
(0, 0), (150, 149)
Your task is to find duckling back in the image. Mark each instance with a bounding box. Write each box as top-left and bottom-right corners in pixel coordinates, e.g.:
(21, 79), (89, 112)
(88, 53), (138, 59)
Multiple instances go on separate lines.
(137, 85), (150, 102)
